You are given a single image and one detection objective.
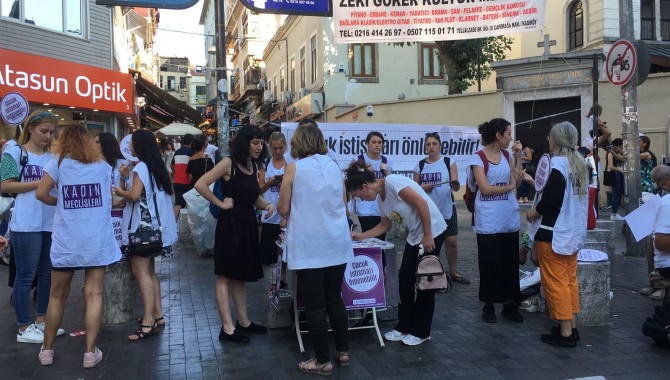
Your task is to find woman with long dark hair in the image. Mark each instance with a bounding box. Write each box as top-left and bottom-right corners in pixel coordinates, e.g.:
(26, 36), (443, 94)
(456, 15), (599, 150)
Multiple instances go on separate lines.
(36, 124), (121, 367)
(95, 133), (127, 217)
(114, 129), (177, 341)
(640, 135), (658, 194)
(195, 125), (273, 343)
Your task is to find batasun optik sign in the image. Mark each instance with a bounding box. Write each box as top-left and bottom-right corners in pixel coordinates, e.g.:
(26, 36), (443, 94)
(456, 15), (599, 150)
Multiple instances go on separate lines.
(95, 0), (199, 9)
(0, 48), (134, 114)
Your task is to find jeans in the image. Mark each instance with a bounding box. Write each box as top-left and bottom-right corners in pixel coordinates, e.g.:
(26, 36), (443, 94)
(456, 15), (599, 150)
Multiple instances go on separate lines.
(611, 171), (624, 213)
(11, 231), (52, 326)
(296, 264), (348, 364)
(395, 230), (447, 339)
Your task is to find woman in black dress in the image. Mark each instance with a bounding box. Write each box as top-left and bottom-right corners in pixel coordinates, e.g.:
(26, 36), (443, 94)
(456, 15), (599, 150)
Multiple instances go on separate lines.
(186, 137), (214, 187)
(194, 126), (274, 343)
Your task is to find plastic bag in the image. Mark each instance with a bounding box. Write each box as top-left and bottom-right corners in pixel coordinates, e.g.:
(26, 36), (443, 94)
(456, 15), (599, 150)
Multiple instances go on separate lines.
(183, 186), (216, 258)
(519, 268), (541, 291)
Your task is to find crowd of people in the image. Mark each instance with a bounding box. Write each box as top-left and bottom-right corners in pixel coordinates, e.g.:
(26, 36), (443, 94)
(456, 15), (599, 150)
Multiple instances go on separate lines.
(0, 108), (667, 375)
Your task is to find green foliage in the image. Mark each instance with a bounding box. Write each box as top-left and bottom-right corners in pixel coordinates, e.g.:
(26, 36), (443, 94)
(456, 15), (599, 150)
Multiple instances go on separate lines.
(437, 36), (513, 93)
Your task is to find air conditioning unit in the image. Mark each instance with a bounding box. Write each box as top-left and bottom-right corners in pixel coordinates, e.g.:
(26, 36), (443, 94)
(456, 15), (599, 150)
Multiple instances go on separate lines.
(263, 90), (273, 102)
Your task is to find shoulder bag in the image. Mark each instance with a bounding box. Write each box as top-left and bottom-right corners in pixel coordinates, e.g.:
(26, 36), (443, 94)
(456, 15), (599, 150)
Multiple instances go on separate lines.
(603, 152), (615, 187)
(415, 254), (451, 293)
(127, 176), (163, 255)
(0, 145), (28, 216)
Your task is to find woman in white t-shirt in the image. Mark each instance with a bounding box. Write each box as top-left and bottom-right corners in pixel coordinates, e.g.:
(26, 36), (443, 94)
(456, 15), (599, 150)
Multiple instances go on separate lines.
(36, 124), (122, 367)
(96, 133), (128, 249)
(348, 162), (447, 347)
(278, 120), (353, 375)
(258, 132), (287, 267)
(114, 130), (177, 342)
(467, 118), (523, 324)
(413, 132), (468, 284)
(0, 111), (56, 345)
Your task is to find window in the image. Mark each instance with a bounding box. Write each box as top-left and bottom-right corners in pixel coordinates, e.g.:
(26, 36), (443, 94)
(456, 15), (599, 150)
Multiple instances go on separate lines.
(196, 86), (206, 96)
(299, 46), (306, 88)
(167, 76), (176, 91)
(280, 67), (285, 100)
(350, 43), (376, 78)
(290, 58), (296, 93)
(1, 0), (83, 35)
(641, 0), (656, 40)
(662, 0), (670, 40)
(272, 75), (278, 102)
(159, 75), (163, 89)
(420, 43), (441, 79)
(310, 34), (317, 84)
(568, 1), (583, 50)
(179, 77), (187, 90)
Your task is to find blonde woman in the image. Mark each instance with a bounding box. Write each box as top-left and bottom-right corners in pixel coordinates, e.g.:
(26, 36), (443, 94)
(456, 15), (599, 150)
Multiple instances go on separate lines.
(526, 122), (588, 347)
(258, 132), (287, 266)
(0, 111), (57, 344)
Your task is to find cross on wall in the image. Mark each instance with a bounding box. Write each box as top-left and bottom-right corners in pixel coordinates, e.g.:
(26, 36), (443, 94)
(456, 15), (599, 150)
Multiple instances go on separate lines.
(537, 34), (557, 56)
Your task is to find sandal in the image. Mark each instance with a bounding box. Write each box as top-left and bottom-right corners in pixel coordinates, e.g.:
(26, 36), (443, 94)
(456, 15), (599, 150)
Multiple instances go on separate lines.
(136, 316), (165, 329)
(451, 274), (470, 284)
(298, 358), (332, 377)
(334, 351), (350, 367)
(128, 324), (157, 342)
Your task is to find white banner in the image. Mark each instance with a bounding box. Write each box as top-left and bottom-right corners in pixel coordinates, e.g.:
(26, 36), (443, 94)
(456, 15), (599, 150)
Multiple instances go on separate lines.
(333, 0), (546, 44)
(281, 123), (481, 183)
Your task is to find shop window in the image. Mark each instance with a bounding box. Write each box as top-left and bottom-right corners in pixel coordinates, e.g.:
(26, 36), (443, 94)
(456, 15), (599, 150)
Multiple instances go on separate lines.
(349, 43), (377, 78)
(1, 0), (84, 36)
(568, 1), (583, 50)
(420, 43), (441, 79)
(662, 0), (670, 40)
(300, 46), (306, 88)
(310, 34), (317, 85)
(641, 0), (656, 40)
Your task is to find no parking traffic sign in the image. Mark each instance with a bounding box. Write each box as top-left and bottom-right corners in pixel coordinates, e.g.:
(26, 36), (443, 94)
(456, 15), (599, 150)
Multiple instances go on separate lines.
(606, 39), (637, 86)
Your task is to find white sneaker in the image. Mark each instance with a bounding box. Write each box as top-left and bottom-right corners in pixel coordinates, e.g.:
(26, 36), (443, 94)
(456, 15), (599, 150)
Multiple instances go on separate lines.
(34, 322), (65, 337)
(401, 334), (431, 346)
(384, 329), (407, 342)
(650, 289), (666, 300)
(610, 214), (625, 221)
(17, 324), (44, 343)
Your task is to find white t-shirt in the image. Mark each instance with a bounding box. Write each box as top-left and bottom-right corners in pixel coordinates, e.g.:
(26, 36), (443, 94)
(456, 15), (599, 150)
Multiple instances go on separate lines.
(6, 146), (55, 232)
(261, 159), (285, 225)
(285, 155), (353, 270)
(44, 157), (121, 268)
(125, 162), (177, 247)
(468, 151), (519, 234)
(413, 156), (454, 220)
(653, 194), (670, 269)
(378, 175), (446, 246)
(205, 144), (218, 162)
(353, 154), (392, 217)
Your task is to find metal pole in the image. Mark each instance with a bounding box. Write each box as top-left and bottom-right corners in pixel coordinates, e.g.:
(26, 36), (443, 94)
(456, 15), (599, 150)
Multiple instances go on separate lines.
(215, 0), (229, 157)
(476, 38), (482, 92)
(620, 0), (642, 257)
(591, 54), (600, 211)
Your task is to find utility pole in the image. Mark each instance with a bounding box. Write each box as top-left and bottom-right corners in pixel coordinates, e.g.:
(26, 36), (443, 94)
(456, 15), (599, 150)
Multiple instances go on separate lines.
(620, 0), (642, 257)
(215, 0), (229, 157)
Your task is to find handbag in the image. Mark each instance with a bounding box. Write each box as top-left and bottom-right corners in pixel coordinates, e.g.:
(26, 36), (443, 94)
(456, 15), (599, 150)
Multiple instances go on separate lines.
(127, 176), (163, 256)
(0, 145), (29, 217)
(603, 153), (615, 187)
(415, 254), (451, 293)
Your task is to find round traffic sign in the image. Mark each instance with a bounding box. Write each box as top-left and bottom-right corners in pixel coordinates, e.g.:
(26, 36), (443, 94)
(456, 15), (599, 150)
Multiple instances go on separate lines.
(0, 92), (30, 125)
(534, 154), (552, 192)
(606, 39), (637, 86)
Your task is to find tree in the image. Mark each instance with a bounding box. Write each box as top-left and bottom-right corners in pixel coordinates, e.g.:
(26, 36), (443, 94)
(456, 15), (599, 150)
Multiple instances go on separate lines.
(436, 37), (513, 94)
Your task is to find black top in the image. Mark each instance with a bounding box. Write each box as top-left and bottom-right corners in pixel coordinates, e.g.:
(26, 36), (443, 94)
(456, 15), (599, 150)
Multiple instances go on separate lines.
(535, 169), (566, 243)
(186, 157), (214, 187)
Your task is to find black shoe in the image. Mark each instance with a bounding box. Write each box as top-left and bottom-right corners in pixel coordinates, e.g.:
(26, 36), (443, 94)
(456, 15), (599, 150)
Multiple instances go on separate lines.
(219, 328), (250, 343)
(235, 321), (268, 334)
(541, 331), (577, 347)
(483, 304), (496, 323)
(551, 325), (580, 341)
(501, 304), (524, 322)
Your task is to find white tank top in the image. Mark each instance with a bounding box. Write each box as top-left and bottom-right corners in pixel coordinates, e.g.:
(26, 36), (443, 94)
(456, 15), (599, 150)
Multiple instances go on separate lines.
(44, 157), (121, 268)
(285, 155), (354, 270)
(261, 158), (285, 225)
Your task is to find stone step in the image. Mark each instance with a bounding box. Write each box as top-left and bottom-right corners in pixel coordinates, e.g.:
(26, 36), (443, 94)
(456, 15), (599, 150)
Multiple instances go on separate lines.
(587, 225), (615, 257)
(584, 240), (608, 254)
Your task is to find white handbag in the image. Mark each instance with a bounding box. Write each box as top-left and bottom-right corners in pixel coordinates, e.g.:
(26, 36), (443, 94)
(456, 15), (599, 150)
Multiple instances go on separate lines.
(0, 196), (13, 217)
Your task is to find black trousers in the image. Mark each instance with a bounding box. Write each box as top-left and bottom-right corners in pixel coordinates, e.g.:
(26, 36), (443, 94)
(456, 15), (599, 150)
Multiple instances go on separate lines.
(296, 264), (348, 364)
(476, 232), (520, 304)
(395, 230), (447, 339)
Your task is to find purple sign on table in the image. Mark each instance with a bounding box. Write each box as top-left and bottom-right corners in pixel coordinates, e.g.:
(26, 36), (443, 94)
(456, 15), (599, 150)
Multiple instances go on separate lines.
(296, 247), (386, 310)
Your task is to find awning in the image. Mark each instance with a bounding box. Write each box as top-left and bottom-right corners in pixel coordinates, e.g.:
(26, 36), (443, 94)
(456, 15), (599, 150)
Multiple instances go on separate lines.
(131, 69), (203, 127)
(648, 46), (670, 72)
